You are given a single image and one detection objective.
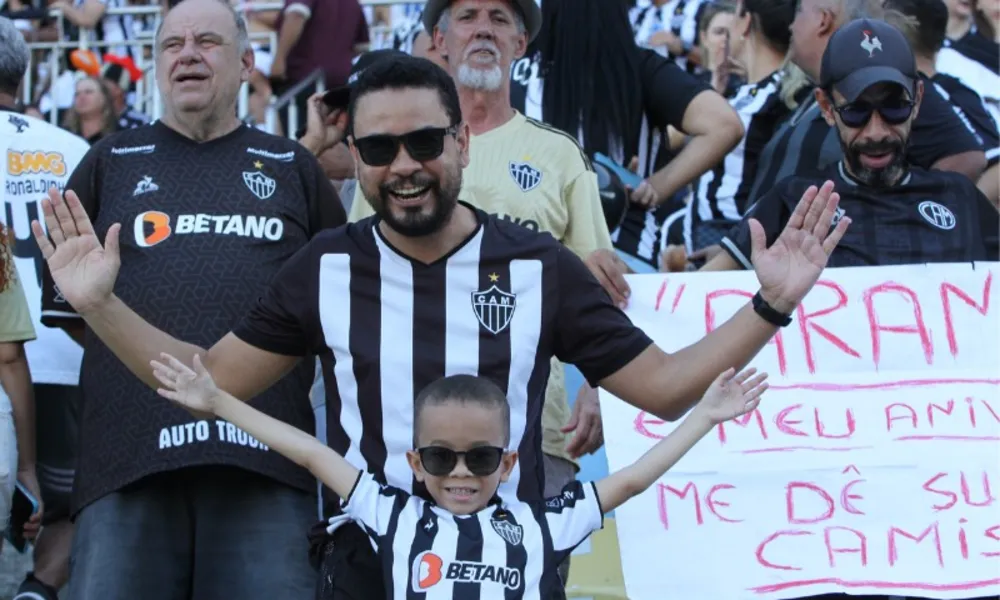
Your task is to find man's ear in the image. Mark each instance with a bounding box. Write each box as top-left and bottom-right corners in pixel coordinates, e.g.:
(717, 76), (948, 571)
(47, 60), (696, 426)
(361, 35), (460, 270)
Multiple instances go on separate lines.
(240, 48), (255, 84)
(457, 122), (471, 168)
(815, 88), (837, 127)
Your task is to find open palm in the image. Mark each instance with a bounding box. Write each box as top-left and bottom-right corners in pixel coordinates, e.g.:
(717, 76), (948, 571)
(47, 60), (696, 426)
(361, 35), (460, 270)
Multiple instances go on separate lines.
(749, 181), (851, 313)
(698, 368), (769, 424)
(30, 187), (122, 314)
(151, 353), (221, 417)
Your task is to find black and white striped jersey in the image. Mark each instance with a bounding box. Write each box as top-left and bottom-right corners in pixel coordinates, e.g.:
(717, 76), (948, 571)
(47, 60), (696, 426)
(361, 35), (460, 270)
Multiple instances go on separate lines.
(942, 24), (1000, 75)
(629, 0), (709, 73)
(232, 206), (652, 510)
(684, 70), (786, 253)
(343, 471), (603, 599)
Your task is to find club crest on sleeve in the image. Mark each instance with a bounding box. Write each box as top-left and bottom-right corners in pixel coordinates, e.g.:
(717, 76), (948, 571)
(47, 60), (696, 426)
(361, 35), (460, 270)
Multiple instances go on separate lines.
(242, 161), (276, 200)
(508, 161), (541, 193)
(490, 516), (523, 546)
(472, 274), (516, 334)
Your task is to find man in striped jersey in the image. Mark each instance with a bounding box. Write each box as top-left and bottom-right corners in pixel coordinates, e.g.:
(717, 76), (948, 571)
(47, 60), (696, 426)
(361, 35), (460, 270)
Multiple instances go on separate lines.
(348, 4), (619, 590)
(33, 54), (851, 599)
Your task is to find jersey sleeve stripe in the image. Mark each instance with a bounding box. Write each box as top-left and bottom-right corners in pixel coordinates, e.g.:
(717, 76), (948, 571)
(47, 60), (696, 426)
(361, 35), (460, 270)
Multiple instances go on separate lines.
(720, 236), (753, 270)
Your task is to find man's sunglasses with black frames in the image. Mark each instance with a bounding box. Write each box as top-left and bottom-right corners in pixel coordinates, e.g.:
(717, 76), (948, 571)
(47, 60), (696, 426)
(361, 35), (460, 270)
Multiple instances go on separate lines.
(825, 89), (915, 129)
(353, 125), (461, 167)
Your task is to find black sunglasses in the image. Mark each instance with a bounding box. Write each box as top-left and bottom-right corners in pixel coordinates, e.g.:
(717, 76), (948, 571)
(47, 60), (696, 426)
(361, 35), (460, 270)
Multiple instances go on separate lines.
(353, 125), (459, 167)
(832, 99), (915, 129)
(417, 446), (506, 477)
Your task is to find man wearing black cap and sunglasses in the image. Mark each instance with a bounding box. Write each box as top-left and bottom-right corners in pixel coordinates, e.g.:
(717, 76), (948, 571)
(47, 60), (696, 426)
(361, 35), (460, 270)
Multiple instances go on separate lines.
(720, 20), (997, 288)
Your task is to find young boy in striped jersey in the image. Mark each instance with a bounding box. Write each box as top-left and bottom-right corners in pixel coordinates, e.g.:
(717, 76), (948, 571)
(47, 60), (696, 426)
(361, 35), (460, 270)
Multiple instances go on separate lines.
(150, 354), (768, 599)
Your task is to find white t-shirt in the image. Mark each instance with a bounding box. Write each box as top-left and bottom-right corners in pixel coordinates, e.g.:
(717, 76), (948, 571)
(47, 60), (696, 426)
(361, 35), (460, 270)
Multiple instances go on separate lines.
(1, 111), (90, 385)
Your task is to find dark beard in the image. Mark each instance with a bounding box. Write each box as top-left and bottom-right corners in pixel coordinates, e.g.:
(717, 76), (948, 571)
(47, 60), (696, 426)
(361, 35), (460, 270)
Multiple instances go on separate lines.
(841, 137), (907, 188)
(367, 166), (463, 238)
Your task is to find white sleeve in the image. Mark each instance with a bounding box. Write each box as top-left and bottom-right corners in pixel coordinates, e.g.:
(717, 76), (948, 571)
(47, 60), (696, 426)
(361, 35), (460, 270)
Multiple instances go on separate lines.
(543, 480), (604, 555)
(341, 471), (410, 538)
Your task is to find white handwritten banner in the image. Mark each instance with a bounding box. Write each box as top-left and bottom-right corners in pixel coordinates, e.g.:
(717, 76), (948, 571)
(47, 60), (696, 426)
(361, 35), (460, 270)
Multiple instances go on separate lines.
(599, 263), (1000, 600)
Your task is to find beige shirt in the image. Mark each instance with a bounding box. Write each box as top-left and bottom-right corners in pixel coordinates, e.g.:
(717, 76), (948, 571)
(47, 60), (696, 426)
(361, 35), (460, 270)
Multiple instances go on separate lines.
(0, 255), (37, 344)
(350, 111), (612, 467)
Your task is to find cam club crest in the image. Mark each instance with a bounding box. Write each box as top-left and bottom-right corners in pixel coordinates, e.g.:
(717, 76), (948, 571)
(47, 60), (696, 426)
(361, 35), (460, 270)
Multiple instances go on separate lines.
(491, 516), (523, 546)
(242, 160), (276, 200)
(472, 273), (516, 335)
(508, 161), (542, 193)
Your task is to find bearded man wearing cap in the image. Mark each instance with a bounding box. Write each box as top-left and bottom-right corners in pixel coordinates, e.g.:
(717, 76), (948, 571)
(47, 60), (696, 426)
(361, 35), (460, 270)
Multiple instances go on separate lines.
(341, 5), (621, 593)
(723, 19), (997, 361)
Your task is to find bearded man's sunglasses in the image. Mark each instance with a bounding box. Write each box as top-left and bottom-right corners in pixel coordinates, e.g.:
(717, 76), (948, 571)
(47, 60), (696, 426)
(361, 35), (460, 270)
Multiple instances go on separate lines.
(353, 125), (460, 167)
(830, 97), (915, 129)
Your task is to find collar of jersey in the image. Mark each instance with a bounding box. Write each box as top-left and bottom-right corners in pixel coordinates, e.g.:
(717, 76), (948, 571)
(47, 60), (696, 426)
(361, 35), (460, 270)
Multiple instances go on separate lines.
(371, 200), (486, 268)
(837, 161), (912, 188)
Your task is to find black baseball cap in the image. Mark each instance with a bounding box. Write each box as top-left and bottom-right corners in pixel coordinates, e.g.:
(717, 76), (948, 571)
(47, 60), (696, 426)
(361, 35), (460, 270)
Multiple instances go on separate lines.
(421, 0), (542, 43)
(819, 19), (918, 103)
(323, 49), (409, 109)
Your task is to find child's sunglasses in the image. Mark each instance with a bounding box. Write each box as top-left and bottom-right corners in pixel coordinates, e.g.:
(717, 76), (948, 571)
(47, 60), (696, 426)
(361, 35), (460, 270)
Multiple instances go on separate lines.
(353, 125), (459, 167)
(417, 446), (506, 477)
(832, 99), (915, 129)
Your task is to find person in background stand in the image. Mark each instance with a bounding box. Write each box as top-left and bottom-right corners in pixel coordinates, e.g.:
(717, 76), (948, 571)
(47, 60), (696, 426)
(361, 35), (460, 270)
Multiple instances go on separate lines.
(695, 2), (741, 97)
(630, 0), (711, 74)
(682, 0), (794, 258)
(941, 0), (999, 72)
(61, 76), (119, 144)
(885, 0), (1000, 205)
(99, 61), (150, 130)
(0, 19), (91, 600)
(269, 0), (370, 136)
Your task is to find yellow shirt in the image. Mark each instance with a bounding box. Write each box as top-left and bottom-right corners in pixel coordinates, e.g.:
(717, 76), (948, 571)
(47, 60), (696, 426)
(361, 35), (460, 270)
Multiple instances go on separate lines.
(0, 256), (37, 344)
(350, 112), (612, 468)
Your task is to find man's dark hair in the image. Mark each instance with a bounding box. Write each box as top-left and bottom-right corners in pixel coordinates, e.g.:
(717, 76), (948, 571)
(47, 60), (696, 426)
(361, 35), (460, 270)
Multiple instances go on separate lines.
(536, 0), (642, 160)
(883, 0), (948, 56)
(413, 375), (511, 446)
(740, 0), (796, 53)
(348, 55), (462, 137)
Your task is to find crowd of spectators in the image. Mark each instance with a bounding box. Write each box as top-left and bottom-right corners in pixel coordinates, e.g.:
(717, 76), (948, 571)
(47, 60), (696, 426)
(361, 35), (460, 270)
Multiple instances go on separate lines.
(0, 0), (998, 598)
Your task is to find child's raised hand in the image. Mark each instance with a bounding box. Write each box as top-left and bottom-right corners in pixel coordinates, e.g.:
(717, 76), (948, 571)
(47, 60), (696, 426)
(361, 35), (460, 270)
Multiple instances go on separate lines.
(696, 367), (769, 424)
(150, 353), (221, 416)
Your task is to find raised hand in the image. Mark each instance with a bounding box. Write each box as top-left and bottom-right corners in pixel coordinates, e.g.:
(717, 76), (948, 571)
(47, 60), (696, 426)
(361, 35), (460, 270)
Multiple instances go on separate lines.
(695, 367), (768, 424)
(30, 187), (122, 315)
(151, 354), (221, 417)
(749, 181), (851, 313)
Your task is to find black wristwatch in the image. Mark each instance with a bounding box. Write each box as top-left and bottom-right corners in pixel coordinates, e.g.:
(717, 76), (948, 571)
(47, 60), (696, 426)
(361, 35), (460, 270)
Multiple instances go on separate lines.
(752, 292), (793, 327)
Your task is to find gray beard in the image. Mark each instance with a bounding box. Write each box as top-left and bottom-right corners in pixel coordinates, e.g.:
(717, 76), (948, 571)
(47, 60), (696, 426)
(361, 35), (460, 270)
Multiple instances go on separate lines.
(456, 63), (504, 91)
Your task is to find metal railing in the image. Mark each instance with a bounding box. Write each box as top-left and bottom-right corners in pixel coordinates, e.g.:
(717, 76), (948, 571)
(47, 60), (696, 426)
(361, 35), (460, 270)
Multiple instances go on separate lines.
(18, 0), (425, 136)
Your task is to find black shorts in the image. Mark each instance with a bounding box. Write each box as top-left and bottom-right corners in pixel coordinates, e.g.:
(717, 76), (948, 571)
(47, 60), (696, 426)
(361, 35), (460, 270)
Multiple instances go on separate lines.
(34, 383), (79, 525)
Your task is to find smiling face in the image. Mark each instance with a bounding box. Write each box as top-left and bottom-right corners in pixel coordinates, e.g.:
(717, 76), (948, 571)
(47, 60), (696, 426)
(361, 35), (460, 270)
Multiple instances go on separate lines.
(350, 86), (469, 238)
(407, 400), (517, 514)
(435, 0), (527, 91)
(154, 0), (252, 117)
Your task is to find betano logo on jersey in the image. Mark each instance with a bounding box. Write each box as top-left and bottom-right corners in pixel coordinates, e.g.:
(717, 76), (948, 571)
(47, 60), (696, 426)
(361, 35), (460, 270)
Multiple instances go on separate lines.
(134, 211), (284, 247)
(411, 551), (522, 592)
(7, 150), (67, 177)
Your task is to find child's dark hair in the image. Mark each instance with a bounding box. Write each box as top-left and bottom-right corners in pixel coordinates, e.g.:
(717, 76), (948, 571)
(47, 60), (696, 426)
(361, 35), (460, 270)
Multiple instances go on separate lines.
(347, 54), (462, 137)
(413, 375), (511, 446)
